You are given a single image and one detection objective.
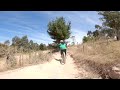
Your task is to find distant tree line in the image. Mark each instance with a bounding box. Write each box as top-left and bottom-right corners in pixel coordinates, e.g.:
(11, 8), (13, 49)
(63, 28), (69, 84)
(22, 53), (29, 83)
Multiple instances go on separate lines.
(1, 35), (48, 54)
(83, 11), (120, 43)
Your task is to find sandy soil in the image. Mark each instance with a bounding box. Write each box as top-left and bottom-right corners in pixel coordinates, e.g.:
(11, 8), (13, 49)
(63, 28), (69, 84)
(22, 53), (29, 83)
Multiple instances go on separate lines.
(0, 52), (81, 79)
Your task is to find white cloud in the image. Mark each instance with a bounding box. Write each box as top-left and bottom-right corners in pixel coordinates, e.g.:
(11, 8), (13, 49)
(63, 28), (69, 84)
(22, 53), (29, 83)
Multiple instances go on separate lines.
(86, 17), (97, 25)
(0, 36), (9, 40)
(28, 32), (53, 45)
(67, 28), (87, 44)
(85, 17), (102, 26)
(29, 37), (53, 45)
(0, 28), (24, 35)
(37, 11), (102, 29)
(29, 33), (52, 41)
(0, 36), (10, 44)
(4, 19), (39, 33)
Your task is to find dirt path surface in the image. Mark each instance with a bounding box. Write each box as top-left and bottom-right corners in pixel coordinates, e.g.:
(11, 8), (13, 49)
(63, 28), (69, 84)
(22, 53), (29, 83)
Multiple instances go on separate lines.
(0, 52), (81, 79)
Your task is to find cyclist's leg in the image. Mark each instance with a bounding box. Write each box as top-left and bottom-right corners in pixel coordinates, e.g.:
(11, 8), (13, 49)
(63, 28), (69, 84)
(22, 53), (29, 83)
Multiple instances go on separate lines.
(64, 49), (66, 56)
(62, 49), (66, 64)
(62, 49), (66, 57)
(61, 50), (63, 58)
(60, 50), (64, 64)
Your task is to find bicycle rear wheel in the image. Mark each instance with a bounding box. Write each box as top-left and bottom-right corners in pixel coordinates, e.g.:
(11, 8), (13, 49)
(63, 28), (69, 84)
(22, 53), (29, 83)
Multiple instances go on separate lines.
(62, 52), (66, 64)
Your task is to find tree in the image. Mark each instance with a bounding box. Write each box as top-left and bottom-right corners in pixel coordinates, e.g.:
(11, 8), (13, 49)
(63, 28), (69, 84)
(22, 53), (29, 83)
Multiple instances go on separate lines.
(47, 43), (54, 49)
(82, 36), (88, 43)
(29, 40), (34, 50)
(21, 35), (29, 46)
(47, 17), (71, 44)
(39, 43), (47, 50)
(34, 43), (39, 51)
(12, 36), (21, 46)
(95, 24), (102, 30)
(87, 31), (93, 37)
(21, 35), (30, 52)
(4, 40), (10, 46)
(12, 35), (29, 52)
(93, 30), (99, 37)
(98, 11), (120, 40)
(101, 27), (114, 38)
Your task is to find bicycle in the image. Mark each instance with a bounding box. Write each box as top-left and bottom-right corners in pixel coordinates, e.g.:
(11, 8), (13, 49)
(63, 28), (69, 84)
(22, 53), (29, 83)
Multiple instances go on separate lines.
(61, 51), (66, 64)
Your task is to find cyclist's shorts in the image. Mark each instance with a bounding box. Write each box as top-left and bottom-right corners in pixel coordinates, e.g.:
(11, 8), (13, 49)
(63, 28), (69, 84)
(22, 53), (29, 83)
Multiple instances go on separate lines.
(61, 49), (66, 55)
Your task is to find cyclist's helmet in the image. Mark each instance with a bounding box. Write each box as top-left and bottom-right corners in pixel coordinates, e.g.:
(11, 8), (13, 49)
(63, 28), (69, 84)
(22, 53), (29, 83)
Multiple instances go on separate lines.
(60, 40), (64, 43)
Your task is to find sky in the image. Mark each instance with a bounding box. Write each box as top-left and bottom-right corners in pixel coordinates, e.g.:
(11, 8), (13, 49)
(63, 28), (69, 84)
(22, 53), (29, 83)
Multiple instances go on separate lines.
(0, 11), (102, 45)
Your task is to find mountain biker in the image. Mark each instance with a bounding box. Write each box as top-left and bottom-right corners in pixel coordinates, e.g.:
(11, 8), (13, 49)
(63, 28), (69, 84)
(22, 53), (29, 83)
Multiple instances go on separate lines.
(58, 40), (67, 60)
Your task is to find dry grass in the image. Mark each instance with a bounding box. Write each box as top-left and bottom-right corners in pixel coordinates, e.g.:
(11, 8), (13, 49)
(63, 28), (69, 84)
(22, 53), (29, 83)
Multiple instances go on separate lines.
(0, 50), (52, 72)
(68, 40), (120, 79)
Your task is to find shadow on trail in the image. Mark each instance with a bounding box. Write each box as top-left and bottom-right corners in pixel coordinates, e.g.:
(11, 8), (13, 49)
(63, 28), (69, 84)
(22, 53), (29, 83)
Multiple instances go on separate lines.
(55, 59), (62, 63)
(55, 59), (64, 65)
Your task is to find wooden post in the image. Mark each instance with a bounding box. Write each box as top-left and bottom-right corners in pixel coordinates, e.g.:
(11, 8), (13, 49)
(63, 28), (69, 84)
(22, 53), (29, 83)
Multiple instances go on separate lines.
(29, 50), (31, 64)
(20, 48), (22, 66)
(19, 54), (21, 66)
(35, 51), (37, 63)
(22, 48), (23, 66)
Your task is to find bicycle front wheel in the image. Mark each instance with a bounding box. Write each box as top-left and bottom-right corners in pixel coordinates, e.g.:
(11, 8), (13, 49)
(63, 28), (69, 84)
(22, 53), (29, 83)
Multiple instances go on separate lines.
(62, 52), (66, 64)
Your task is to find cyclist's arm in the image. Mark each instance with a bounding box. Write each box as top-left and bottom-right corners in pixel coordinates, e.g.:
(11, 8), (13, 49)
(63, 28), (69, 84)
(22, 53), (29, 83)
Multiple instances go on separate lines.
(66, 43), (67, 48)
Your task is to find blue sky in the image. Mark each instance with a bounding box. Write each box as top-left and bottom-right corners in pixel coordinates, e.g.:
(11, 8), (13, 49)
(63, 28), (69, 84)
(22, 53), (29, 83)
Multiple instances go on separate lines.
(0, 11), (102, 45)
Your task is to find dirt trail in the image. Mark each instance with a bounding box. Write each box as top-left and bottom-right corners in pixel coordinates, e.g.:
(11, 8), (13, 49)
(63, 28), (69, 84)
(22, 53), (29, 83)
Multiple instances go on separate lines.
(0, 52), (82, 79)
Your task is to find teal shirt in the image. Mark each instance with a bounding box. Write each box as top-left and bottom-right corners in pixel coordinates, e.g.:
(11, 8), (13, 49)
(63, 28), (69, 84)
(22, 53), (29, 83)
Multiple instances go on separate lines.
(59, 43), (67, 50)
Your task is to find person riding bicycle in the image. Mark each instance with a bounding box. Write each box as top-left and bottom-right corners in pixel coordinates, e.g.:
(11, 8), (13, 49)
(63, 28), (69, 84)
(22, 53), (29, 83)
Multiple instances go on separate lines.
(58, 40), (67, 59)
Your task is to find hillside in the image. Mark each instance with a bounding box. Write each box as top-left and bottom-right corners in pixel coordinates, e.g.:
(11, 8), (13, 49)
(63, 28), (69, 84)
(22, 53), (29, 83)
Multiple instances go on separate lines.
(68, 39), (120, 79)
